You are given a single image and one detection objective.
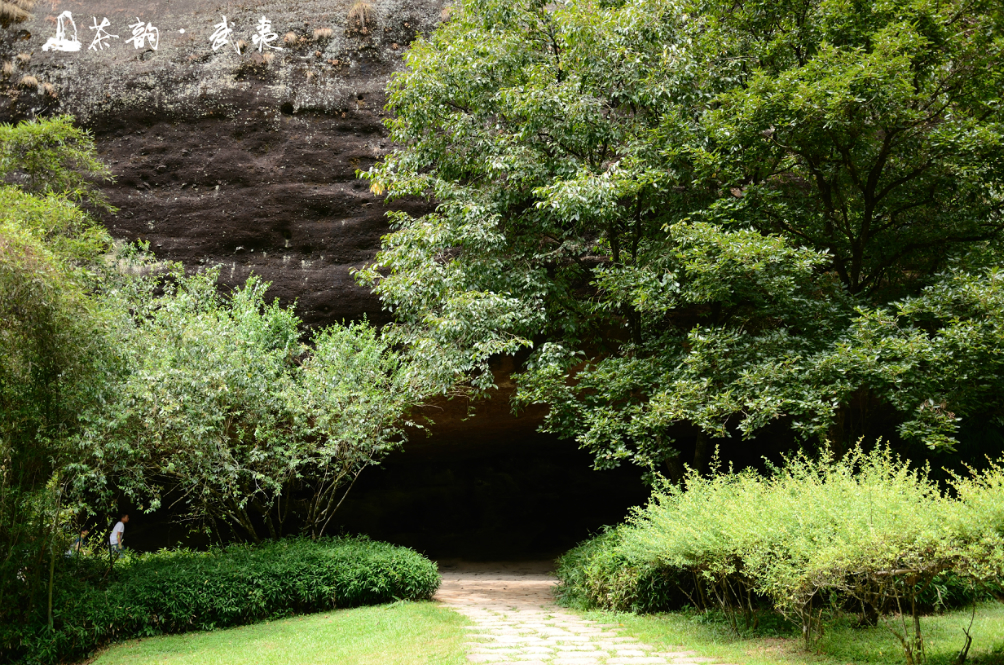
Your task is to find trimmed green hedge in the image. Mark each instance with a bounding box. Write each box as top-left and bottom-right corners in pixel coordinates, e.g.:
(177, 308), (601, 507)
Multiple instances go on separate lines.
(4, 536), (440, 665)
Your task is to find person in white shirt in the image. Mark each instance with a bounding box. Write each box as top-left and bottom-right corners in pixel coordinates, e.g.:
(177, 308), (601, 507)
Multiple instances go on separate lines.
(109, 514), (128, 557)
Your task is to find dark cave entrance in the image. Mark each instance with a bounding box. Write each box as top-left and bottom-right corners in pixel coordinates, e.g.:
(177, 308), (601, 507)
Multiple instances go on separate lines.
(331, 430), (650, 561)
(122, 425), (649, 560)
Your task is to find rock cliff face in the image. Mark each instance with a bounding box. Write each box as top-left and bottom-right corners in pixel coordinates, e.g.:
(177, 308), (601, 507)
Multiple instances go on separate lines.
(2, 2), (648, 556)
(2, 0), (443, 325)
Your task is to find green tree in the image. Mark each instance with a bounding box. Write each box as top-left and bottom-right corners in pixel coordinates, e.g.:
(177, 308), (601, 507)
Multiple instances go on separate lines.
(295, 322), (428, 538)
(0, 115), (112, 208)
(0, 119), (120, 509)
(361, 0), (1004, 471)
(71, 270), (428, 542)
(0, 117), (126, 636)
(69, 270), (303, 542)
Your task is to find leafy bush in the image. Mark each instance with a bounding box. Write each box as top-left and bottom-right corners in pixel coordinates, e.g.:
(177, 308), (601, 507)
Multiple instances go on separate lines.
(950, 458), (1004, 586)
(2, 536), (440, 665)
(555, 528), (692, 613)
(71, 270), (428, 544)
(556, 447), (1004, 660)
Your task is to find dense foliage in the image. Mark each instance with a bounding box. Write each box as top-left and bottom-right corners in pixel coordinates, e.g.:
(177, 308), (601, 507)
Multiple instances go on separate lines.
(3, 536), (440, 665)
(555, 528), (692, 614)
(1, 117), (126, 641)
(0, 115), (111, 206)
(555, 447), (1004, 661)
(70, 270), (426, 542)
(363, 0), (1004, 471)
(1, 117), (428, 644)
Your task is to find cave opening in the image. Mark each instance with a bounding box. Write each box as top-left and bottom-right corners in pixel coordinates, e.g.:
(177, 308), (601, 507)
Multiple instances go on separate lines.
(332, 430), (650, 561)
(122, 425), (650, 561)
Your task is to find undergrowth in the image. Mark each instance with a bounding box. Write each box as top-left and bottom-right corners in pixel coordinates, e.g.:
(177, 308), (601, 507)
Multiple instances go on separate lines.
(2, 536), (439, 665)
(556, 446), (1004, 663)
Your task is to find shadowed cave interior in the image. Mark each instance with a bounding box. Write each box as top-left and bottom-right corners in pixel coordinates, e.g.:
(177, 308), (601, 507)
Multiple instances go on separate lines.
(114, 406), (1004, 560)
(124, 427), (651, 561)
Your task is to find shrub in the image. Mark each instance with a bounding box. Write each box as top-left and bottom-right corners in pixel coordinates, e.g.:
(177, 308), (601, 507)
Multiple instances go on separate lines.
(348, 2), (374, 32)
(0, 2), (33, 28)
(555, 529), (692, 613)
(2, 536), (439, 665)
(915, 571), (1004, 613)
(949, 458), (1004, 593)
(556, 446), (1004, 661)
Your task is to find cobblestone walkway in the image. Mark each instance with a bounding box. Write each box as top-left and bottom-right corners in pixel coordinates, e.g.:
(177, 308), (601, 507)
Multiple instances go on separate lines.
(433, 562), (738, 665)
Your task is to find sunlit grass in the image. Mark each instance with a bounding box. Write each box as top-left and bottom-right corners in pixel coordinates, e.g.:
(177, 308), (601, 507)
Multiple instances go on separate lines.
(83, 593), (1004, 665)
(91, 601), (469, 665)
(579, 602), (1004, 665)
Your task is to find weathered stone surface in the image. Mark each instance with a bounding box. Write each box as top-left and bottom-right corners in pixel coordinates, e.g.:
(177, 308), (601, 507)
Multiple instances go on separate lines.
(2, 0), (444, 326)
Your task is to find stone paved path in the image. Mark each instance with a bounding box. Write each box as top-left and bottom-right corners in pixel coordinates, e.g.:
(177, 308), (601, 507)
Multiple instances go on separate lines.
(433, 561), (738, 665)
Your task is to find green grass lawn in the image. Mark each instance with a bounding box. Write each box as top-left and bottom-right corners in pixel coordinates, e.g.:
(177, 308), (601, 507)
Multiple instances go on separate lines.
(84, 594), (1004, 665)
(90, 601), (469, 665)
(580, 603), (1004, 665)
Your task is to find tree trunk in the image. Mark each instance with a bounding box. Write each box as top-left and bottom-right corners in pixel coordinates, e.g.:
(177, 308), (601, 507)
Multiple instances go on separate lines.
(47, 541), (55, 630)
(693, 432), (712, 476)
(664, 455), (685, 484)
(827, 406), (847, 457)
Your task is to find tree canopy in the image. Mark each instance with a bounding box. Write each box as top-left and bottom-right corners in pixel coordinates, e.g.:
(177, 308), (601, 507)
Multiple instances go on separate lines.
(362, 0), (1004, 471)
